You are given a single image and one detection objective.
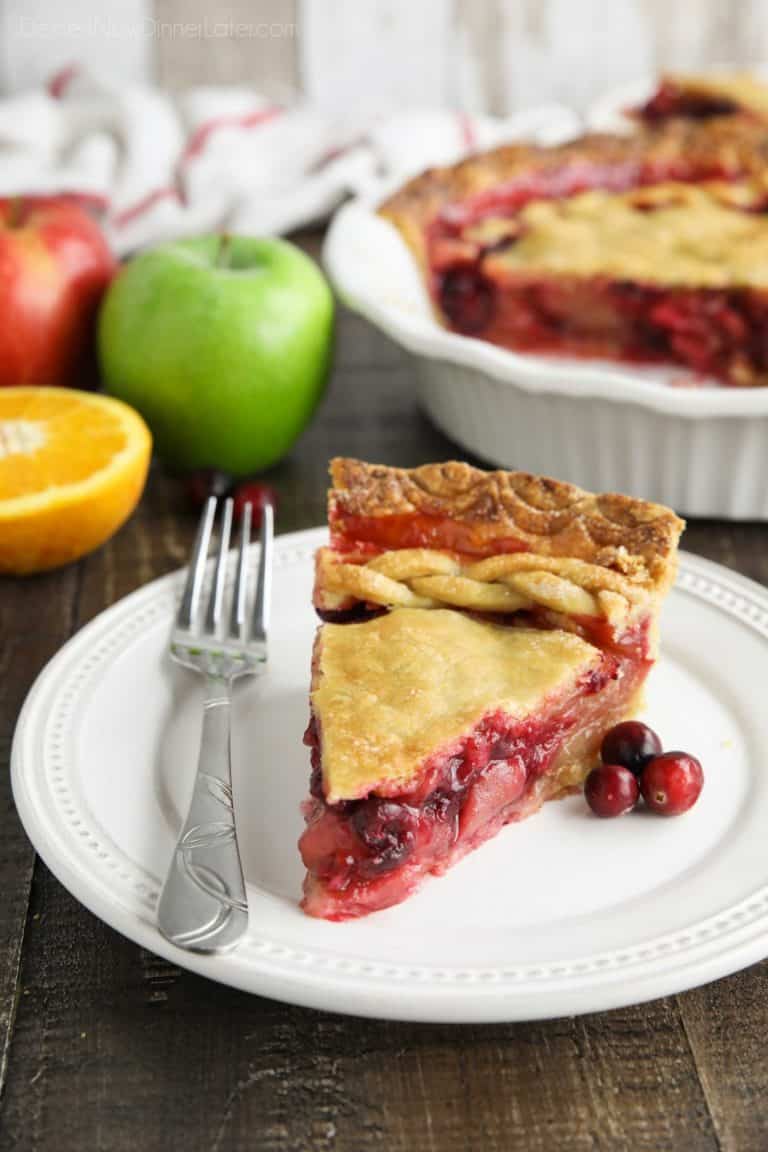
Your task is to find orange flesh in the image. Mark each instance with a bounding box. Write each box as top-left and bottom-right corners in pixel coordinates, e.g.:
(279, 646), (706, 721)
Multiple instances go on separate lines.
(0, 390), (127, 499)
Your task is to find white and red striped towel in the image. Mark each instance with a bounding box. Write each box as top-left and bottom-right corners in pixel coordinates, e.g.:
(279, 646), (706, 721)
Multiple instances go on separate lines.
(0, 66), (580, 254)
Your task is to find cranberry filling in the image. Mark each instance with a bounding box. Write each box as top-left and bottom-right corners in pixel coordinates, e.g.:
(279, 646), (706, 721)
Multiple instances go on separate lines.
(315, 603), (387, 625)
(300, 705), (572, 894)
(635, 81), (742, 123)
(351, 800), (422, 877)
(438, 266), (496, 333)
(299, 651), (649, 919)
(432, 275), (768, 386)
(329, 509), (531, 558)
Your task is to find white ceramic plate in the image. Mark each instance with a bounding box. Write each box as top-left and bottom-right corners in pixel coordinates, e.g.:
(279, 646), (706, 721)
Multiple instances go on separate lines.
(12, 529), (768, 1022)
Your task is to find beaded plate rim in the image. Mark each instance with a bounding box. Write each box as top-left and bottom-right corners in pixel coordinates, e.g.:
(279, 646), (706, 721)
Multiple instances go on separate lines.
(11, 529), (768, 1021)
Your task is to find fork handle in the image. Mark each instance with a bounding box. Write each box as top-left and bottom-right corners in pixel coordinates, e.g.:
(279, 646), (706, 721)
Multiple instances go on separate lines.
(157, 677), (248, 953)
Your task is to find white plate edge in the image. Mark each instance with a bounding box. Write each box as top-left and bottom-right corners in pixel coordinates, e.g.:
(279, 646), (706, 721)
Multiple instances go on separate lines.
(10, 535), (768, 1022)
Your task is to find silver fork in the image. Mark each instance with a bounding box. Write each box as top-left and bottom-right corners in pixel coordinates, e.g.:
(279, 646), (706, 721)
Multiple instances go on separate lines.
(157, 495), (273, 953)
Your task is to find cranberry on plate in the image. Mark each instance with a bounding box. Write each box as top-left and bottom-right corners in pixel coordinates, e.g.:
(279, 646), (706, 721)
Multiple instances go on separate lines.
(584, 764), (640, 818)
(640, 752), (704, 816)
(600, 721), (662, 776)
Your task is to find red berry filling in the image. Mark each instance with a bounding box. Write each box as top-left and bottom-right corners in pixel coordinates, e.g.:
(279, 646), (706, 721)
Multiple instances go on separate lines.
(635, 80), (743, 123)
(438, 267), (496, 334)
(433, 274), (768, 387)
(329, 508), (530, 559)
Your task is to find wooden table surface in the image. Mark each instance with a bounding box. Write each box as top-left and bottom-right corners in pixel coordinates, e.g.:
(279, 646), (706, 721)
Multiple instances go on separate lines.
(2, 236), (768, 1151)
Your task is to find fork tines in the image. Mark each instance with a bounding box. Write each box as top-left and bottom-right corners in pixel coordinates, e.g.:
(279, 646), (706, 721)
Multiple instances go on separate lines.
(176, 496), (273, 644)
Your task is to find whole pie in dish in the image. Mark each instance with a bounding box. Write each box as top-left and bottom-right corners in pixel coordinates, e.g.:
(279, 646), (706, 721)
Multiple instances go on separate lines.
(300, 459), (684, 920)
(379, 115), (768, 386)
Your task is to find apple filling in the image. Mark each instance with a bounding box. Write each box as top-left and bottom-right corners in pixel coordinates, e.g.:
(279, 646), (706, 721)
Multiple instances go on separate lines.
(300, 650), (648, 920)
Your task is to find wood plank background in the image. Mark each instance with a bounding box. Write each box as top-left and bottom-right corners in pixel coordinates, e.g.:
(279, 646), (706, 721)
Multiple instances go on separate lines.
(3, 0), (768, 118)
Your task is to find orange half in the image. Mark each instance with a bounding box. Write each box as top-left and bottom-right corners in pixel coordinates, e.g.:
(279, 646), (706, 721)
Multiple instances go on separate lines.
(0, 387), (151, 574)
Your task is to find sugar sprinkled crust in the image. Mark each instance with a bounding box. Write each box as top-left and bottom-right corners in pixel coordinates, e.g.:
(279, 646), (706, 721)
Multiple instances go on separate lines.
(485, 182), (768, 288)
(329, 458), (684, 594)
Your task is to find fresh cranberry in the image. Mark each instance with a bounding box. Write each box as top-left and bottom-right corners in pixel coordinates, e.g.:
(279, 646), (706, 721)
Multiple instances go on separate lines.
(584, 764), (640, 818)
(231, 481), (278, 527)
(183, 469), (231, 509)
(601, 721), (662, 776)
(640, 752), (703, 816)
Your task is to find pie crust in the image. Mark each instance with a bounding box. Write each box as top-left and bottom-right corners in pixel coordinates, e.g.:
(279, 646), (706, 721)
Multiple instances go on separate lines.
(481, 182), (768, 287)
(318, 458), (684, 653)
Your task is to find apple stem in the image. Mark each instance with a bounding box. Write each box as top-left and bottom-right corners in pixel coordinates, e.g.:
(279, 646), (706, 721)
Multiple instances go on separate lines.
(216, 232), (232, 269)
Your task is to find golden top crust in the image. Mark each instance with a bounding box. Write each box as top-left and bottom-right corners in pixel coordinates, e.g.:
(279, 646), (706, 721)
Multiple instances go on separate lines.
(378, 119), (768, 268)
(313, 609), (600, 802)
(329, 458), (684, 594)
(485, 181), (768, 287)
(315, 547), (648, 635)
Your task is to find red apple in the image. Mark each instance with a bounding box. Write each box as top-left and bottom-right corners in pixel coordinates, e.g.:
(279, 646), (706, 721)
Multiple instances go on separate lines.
(0, 197), (115, 388)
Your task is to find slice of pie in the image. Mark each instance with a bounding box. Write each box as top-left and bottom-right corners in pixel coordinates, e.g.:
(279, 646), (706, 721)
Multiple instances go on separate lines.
(379, 118), (768, 385)
(632, 72), (768, 124)
(300, 459), (684, 920)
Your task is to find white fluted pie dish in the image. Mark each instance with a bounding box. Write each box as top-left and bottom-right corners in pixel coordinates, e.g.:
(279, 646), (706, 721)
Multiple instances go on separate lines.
(323, 115), (768, 520)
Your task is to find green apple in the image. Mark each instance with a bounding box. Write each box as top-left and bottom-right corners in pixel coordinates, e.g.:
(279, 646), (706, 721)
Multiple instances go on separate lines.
(98, 234), (334, 473)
